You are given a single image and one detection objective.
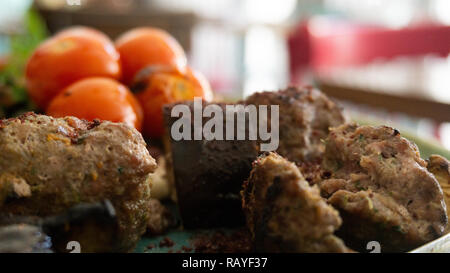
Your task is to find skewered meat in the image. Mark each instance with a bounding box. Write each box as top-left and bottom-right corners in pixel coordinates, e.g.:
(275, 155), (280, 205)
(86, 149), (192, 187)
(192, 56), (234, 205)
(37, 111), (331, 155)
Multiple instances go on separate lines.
(242, 152), (350, 253)
(0, 113), (156, 252)
(244, 86), (347, 163)
(163, 101), (258, 228)
(320, 123), (447, 252)
(427, 154), (450, 233)
(163, 87), (346, 229)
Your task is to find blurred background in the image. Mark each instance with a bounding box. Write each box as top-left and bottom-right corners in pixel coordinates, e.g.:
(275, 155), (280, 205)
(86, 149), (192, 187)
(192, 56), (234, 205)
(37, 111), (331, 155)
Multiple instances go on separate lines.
(0, 0), (449, 149)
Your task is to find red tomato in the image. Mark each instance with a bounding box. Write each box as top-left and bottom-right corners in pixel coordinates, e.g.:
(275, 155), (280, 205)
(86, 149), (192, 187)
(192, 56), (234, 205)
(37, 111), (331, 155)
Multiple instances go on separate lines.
(115, 27), (187, 85)
(26, 27), (121, 109)
(47, 77), (143, 131)
(133, 65), (213, 138)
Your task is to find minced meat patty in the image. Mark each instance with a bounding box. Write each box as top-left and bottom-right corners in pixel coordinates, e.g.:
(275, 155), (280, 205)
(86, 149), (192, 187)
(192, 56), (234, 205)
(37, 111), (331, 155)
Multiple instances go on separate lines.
(244, 86), (347, 163)
(320, 123), (447, 252)
(427, 154), (450, 233)
(0, 113), (157, 252)
(242, 152), (350, 253)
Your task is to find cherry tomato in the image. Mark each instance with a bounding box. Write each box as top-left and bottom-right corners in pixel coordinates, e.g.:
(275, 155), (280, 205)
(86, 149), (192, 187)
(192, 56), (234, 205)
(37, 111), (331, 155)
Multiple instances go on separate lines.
(115, 27), (187, 85)
(133, 65), (213, 138)
(26, 27), (121, 109)
(47, 77), (143, 131)
(185, 67), (213, 102)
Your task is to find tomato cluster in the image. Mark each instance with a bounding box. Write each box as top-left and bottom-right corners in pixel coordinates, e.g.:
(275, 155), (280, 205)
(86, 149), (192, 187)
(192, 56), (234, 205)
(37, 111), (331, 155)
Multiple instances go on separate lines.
(25, 26), (212, 138)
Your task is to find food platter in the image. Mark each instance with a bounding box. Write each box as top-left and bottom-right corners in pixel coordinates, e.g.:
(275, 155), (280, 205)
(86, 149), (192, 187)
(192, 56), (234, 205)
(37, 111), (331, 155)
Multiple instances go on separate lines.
(2, 21), (450, 254)
(411, 233), (450, 253)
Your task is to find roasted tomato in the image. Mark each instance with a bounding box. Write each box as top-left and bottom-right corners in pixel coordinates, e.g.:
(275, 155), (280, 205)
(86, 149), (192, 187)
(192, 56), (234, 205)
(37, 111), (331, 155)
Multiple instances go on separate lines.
(25, 27), (121, 109)
(115, 27), (187, 85)
(132, 65), (213, 138)
(47, 77), (143, 131)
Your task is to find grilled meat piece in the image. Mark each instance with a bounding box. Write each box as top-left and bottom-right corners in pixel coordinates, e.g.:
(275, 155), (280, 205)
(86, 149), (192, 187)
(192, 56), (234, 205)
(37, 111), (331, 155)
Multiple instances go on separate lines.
(163, 86), (346, 228)
(427, 154), (450, 233)
(0, 113), (156, 252)
(320, 123), (448, 252)
(244, 86), (347, 163)
(163, 101), (259, 228)
(242, 152), (350, 253)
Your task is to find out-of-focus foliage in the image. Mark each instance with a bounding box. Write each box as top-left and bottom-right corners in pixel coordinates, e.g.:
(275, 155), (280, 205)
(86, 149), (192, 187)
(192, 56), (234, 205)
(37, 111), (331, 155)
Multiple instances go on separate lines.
(0, 9), (47, 118)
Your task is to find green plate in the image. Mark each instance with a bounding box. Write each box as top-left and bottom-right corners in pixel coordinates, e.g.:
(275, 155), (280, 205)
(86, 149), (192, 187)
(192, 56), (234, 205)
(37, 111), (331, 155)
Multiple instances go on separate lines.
(135, 118), (450, 253)
(135, 229), (196, 253)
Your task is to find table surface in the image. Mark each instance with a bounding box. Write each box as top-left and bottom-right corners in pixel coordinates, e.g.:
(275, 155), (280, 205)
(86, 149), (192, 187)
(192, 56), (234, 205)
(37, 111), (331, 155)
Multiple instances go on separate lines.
(318, 81), (450, 123)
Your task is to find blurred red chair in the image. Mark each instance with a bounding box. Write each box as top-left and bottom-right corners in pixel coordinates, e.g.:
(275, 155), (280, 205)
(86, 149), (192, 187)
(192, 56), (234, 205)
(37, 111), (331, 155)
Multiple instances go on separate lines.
(288, 18), (450, 84)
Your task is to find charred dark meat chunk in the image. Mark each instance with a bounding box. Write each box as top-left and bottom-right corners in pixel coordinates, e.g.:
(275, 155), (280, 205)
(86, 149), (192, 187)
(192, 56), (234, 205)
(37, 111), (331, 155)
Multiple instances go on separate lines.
(320, 123), (448, 252)
(0, 113), (157, 252)
(244, 86), (347, 163)
(242, 152), (350, 253)
(163, 101), (259, 228)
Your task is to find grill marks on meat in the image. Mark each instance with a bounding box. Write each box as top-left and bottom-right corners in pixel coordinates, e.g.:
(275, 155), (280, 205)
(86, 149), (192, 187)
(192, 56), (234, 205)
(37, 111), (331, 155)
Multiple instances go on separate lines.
(0, 113), (156, 252)
(320, 123), (447, 252)
(242, 152), (350, 253)
(244, 86), (347, 163)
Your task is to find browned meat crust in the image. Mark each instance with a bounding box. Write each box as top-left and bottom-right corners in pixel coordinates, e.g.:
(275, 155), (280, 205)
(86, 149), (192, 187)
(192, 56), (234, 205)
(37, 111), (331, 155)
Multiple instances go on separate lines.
(244, 86), (347, 163)
(0, 113), (156, 252)
(242, 152), (350, 253)
(320, 123), (447, 252)
(427, 154), (450, 233)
